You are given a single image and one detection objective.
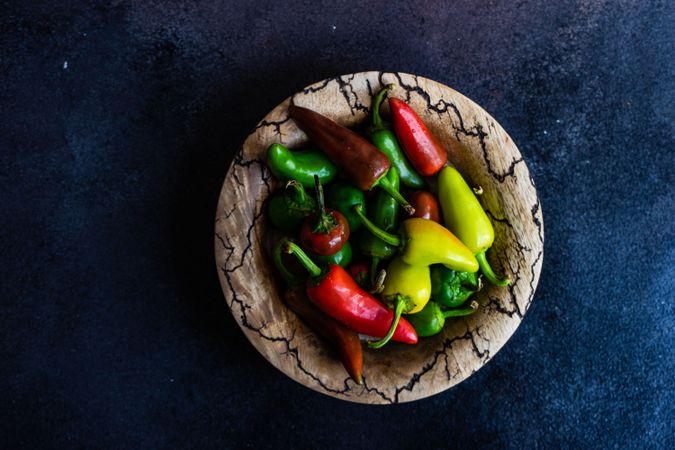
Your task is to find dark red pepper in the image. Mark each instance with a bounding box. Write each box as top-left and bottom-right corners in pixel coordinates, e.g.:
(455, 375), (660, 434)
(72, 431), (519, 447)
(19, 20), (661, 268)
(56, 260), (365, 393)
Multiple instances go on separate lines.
(284, 240), (418, 345)
(409, 190), (441, 223)
(300, 175), (349, 256)
(389, 98), (448, 176)
(288, 104), (415, 215)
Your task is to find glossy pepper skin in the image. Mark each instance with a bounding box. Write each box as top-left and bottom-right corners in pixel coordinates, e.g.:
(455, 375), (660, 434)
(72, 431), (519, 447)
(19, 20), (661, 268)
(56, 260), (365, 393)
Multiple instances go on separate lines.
(347, 260), (385, 293)
(266, 143), (337, 188)
(325, 181), (365, 232)
(311, 240), (352, 268)
(430, 265), (480, 308)
(267, 180), (316, 234)
(369, 257), (431, 348)
(288, 104), (414, 214)
(407, 300), (479, 338)
(438, 166), (510, 286)
(368, 85), (425, 189)
(409, 190), (441, 222)
(300, 175), (350, 256)
(272, 240), (363, 383)
(284, 241), (418, 344)
(389, 98), (448, 176)
(357, 167), (400, 281)
(354, 205), (479, 273)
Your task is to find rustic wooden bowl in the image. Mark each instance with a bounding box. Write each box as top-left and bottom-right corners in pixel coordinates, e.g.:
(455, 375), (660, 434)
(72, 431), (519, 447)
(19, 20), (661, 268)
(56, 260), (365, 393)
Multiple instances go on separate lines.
(214, 72), (543, 404)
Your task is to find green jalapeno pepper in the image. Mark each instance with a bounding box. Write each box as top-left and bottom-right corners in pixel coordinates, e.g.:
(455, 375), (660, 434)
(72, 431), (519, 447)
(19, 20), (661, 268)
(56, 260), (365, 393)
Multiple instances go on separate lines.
(430, 265), (480, 308)
(407, 300), (479, 337)
(438, 166), (510, 286)
(368, 85), (425, 189)
(368, 256), (431, 348)
(266, 143), (337, 188)
(311, 240), (352, 268)
(325, 181), (365, 232)
(357, 167), (400, 284)
(267, 180), (316, 234)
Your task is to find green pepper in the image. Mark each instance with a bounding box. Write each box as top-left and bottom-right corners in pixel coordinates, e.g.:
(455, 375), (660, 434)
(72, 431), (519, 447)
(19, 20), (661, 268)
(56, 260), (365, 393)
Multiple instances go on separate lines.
(368, 256), (431, 349)
(357, 167), (400, 283)
(267, 180), (316, 234)
(311, 240), (352, 268)
(325, 181), (365, 231)
(266, 143), (337, 188)
(407, 300), (479, 337)
(438, 166), (510, 286)
(430, 265), (480, 308)
(368, 85), (425, 189)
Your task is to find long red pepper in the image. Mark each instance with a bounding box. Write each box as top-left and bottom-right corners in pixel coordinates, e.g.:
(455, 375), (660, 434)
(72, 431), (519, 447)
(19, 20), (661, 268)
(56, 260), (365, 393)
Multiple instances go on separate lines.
(389, 98), (448, 176)
(284, 240), (418, 345)
(288, 104), (415, 215)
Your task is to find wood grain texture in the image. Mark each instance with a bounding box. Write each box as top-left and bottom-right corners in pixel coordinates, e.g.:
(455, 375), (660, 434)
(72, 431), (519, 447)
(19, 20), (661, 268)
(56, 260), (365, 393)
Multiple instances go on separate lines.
(214, 72), (544, 404)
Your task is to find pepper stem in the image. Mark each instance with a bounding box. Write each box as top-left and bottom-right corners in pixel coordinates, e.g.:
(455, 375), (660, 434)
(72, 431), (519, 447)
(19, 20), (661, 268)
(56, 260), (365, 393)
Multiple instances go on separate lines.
(312, 174), (336, 233)
(371, 84), (393, 131)
(375, 175), (415, 215)
(284, 240), (322, 278)
(442, 300), (480, 318)
(352, 204), (401, 247)
(273, 239), (300, 286)
(368, 295), (406, 349)
(370, 269), (386, 294)
(370, 257), (380, 286)
(476, 251), (510, 286)
(286, 180), (306, 203)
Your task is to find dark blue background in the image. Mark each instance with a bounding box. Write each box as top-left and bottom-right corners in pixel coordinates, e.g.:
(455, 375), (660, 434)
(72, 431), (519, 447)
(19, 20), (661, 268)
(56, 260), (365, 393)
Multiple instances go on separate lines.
(2, 1), (673, 448)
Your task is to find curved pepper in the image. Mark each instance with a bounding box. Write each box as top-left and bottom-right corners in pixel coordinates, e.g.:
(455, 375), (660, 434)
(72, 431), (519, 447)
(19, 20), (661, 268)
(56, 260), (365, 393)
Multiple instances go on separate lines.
(267, 180), (316, 234)
(288, 104), (414, 214)
(300, 176), (349, 256)
(368, 256), (431, 349)
(430, 265), (480, 308)
(284, 240), (418, 344)
(368, 85), (425, 189)
(406, 300), (479, 337)
(347, 260), (385, 293)
(389, 98), (448, 176)
(354, 205), (479, 273)
(409, 190), (441, 223)
(266, 143), (337, 188)
(272, 240), (363, 383)
(438, 166), (510, 286)
(357, 167), (400, 284)
(325, 181), (365, 232)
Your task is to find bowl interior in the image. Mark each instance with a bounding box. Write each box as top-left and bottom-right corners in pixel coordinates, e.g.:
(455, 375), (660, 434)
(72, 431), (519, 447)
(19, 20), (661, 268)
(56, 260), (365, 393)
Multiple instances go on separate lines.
(215, 72), (543, 404)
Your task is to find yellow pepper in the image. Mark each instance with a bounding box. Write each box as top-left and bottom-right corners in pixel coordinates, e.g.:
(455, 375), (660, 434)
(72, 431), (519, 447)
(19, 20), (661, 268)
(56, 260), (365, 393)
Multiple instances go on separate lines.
(368, 256), (431, 349)
(438, 166), (510, 286)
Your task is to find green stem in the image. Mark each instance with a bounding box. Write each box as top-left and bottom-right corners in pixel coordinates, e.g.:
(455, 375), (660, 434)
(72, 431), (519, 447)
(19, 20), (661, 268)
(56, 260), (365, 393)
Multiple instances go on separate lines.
(286, 180), (306, 203)
(442, 300), (480, 318)
(370, 256), (380, 286)
(352, 204), (401, 247)
(284, 240), (322, 278)
(371, 84), (393, 131)
(476, 251), (510, 286)
(368, 295), (405, 349)
(312, 174), (336, 233)
(375, 175), (415, 215)
(273, 239), (300, 285)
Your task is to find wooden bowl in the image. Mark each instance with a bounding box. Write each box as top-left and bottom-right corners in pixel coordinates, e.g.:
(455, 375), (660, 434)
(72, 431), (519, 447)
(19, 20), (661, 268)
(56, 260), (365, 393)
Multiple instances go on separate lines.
(214, 72), (543, 404)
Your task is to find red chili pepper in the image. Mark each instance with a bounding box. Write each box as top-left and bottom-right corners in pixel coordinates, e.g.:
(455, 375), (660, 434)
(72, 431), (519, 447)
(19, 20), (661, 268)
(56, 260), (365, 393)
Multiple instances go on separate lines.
(289, 104), (414, 215)
(347, 261), (370, 288)
(409, 190), (441, 223)
(284, 240), (418, 345)
(300, 175), (349, 255)
(389, 98), (448, 176)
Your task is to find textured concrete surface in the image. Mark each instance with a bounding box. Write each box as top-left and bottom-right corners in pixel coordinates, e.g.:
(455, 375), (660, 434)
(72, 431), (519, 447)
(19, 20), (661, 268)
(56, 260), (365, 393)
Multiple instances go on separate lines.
(1, 0), (673, 448)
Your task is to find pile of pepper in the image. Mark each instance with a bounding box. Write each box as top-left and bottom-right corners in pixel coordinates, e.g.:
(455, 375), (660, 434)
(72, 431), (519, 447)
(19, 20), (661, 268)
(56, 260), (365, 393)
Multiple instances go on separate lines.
(265, 85), (510, 383)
